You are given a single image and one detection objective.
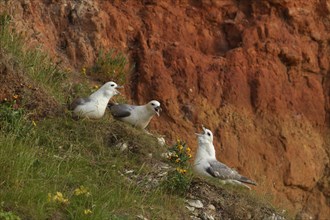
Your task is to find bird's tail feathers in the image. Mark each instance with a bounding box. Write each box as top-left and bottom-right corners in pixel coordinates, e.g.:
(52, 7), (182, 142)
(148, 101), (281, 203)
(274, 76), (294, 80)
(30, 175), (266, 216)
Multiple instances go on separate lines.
(239, 176), (257, 186)
(227, 180), (251, 190)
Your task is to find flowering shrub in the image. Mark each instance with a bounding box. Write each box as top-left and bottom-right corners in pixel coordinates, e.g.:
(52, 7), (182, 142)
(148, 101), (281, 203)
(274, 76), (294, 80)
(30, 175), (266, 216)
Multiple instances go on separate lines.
(163, 139), (193, 195)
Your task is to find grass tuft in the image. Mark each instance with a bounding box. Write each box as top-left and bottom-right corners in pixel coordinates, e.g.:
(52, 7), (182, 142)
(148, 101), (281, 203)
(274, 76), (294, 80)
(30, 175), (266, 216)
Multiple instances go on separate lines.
(0, 14), (66, 103)
(89, 49), (131, 84)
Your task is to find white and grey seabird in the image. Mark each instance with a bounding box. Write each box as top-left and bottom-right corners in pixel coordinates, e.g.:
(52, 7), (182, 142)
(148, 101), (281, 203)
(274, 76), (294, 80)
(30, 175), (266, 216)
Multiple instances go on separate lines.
(70, 81), (122, 119)
(108, 100), (162, 129)
(194, 126), (257, 189)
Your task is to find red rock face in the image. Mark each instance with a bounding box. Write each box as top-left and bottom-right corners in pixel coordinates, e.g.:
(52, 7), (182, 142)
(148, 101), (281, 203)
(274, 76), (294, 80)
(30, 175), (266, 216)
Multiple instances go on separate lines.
(2, 0), (329, 218)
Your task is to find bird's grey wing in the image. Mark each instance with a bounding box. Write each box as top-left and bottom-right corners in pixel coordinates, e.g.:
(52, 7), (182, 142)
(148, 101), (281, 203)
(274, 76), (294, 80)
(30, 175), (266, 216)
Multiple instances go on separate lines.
(109, 104), (134, 118)
(206, 160), (239, 180)
(70, 97), (92, 110)
(207, 160), (257, 185)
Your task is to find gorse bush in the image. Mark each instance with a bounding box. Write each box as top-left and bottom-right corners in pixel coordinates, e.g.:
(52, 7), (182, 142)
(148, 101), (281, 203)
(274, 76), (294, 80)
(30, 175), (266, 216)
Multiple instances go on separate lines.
(163, 139), (193, 195)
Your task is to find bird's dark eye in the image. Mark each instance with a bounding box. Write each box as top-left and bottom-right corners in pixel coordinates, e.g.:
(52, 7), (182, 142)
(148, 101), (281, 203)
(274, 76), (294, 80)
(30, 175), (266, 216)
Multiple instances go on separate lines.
(111, 84), (115, 87)
(151, 103), (155, 106)
(207, 132), (211, 136)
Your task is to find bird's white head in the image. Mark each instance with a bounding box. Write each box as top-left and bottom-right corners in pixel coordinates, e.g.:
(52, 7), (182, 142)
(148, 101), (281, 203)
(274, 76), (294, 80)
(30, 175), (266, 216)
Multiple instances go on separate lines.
(195, 126), (216, 159)
(101, 81), (123, 96)
(147, 100), (162, 116)
(195, 126), (214, 145)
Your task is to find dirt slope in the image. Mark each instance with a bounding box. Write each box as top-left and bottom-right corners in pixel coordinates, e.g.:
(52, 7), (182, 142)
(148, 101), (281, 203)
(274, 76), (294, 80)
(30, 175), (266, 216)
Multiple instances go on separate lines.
(1, 0), (329, 218)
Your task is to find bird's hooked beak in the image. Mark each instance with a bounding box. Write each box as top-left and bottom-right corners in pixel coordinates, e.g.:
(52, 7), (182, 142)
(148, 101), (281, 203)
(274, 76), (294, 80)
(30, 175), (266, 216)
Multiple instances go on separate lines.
(155, 106), (162, 116)
(195, 125), (206, 136)
(202, 126), (207, 134)
(115, 85), (124, 94)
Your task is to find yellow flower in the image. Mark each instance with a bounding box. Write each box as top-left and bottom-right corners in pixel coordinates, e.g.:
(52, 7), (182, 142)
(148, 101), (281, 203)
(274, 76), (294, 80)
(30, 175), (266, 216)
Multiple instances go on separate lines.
(53, 192), (69, 204)
(47, 193), (52, 202)
(186, 147), (191, 153)
(93, 85), (99, 89)
(188, 153), (192, 158)
(178, 145), (183, 151)
(84, 209), (93, 215)
(32, 120), (37, 127)
(175, 158), (180, 163)
(74, 186), (90, 196)
(81, 67), (87, 75)
(12, 95), (19, 100)
(176, 168), (187, 174)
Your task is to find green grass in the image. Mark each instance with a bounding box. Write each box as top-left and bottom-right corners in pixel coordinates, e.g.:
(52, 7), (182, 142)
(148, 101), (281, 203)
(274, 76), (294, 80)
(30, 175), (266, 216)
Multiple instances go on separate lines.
(0, 105), (187, 219)
(0, 14), (66, 103)
(89, 49), (131, 85)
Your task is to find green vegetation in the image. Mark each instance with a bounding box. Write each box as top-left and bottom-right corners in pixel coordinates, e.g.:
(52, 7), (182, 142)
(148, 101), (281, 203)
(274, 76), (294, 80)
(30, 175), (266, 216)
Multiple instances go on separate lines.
(0, 102), (188, 219)
(163, 140), (193, 195)
(0, 12), (287, 220)
(0, 14), (66, 102)
(90, 49), (130, 85)
(0, 14), (189, 219)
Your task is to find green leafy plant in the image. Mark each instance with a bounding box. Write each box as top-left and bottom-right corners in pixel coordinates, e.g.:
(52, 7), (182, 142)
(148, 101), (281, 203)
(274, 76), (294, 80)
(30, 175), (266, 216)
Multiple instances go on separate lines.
(0, 202), (21, 220)
(163, 139), (193, 195)
(90, 49), (129, 84)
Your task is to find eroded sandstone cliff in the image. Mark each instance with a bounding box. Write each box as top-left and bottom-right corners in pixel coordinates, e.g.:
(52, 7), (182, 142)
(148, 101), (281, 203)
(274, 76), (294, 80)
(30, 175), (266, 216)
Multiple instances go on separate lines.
(1, 0), (329, 218)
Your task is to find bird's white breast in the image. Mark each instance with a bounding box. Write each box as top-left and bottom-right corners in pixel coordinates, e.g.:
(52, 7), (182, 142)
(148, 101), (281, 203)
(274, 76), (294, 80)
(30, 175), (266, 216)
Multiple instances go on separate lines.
(194, 143), (213, 177)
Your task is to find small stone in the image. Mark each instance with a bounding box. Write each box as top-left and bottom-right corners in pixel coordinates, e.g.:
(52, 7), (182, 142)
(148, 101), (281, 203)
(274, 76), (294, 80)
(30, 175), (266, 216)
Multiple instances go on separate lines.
(125, 170), (134, 174)
(186, 205), (195, 212)
(157, 171), (168, 177)
(136, 214), (148, 220)
(200, 212), (215, 220)
(115, 142), (128, 151)
(187, 199), (204, 209)
(157, 137), (166, 146)
(128, 25), (134, 31)
(207, 204), (216, 211)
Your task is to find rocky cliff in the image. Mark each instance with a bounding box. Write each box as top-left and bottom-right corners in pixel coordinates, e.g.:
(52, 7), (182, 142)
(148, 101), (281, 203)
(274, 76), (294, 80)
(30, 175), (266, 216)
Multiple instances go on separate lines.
(1, 0), (329, 218)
